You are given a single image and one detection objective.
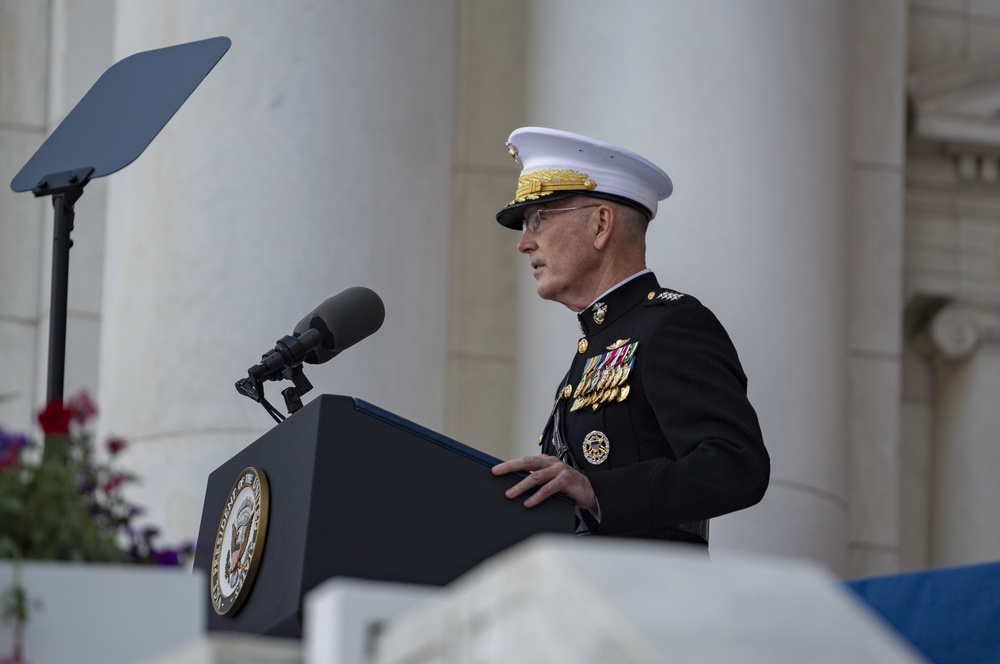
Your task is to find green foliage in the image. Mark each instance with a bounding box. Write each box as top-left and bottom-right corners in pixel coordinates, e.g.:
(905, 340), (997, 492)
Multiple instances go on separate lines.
(0, 393), (190, 564)
(1, 393), (192, 662)
(0, 433), (131, 563)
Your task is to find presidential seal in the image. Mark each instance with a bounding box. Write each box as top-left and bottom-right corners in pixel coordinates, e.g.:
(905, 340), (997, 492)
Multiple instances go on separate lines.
(211, 467), (270, 617)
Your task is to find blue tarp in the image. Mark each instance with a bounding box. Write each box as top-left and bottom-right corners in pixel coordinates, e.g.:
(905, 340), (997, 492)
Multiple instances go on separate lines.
(844, 560), (1000, 664)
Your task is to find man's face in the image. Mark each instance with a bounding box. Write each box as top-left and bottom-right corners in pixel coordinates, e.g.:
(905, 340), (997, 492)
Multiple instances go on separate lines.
(516, 198), (601, 311)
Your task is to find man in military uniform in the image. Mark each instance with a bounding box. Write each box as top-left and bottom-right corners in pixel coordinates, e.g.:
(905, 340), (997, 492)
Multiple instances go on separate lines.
(491, 127), (769, 545)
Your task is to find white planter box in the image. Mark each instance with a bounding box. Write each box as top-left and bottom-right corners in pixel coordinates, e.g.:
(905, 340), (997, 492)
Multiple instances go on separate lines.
(0, 560), (204, 664)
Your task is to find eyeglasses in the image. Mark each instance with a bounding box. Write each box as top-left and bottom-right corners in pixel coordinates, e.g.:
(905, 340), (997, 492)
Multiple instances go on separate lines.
(521, 205), (600, 233)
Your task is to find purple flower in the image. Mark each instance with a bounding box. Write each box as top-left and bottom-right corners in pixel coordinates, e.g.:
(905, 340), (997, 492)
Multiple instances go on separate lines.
(0, 427), (29, 449)
(152, 549), (181, 566)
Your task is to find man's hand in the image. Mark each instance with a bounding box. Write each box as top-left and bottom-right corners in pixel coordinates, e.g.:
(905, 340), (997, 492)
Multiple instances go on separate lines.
(491, 454), (597, 510)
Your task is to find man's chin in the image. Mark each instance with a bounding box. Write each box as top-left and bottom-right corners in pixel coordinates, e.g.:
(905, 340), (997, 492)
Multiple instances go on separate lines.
(536, 284), (577, 310)
(535, 280), (555, 300)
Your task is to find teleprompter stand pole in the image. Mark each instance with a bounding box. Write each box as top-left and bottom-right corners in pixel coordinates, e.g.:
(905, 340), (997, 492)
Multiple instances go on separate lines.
(33, 166), (93, 403)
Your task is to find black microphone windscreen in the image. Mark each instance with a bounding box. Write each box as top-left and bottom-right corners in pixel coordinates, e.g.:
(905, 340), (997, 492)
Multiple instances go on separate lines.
(293, 287), (385, 364)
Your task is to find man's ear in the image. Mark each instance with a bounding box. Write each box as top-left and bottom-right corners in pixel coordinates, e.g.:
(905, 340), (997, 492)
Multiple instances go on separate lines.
(593, 205), (614, 250)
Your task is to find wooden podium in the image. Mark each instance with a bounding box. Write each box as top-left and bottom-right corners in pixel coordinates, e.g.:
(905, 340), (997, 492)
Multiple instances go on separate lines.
(193, 395), (575, 638)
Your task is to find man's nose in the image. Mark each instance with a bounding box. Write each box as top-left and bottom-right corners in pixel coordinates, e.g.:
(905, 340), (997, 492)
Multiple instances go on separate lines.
(517, 232), (535, 253)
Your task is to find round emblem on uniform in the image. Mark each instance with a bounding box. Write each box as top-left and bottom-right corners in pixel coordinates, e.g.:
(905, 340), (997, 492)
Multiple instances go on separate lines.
(647, 291), (656, 300)
(211, 467), (270, 617)
(578, 338), (588, 354)
(582, 431), (610, 465)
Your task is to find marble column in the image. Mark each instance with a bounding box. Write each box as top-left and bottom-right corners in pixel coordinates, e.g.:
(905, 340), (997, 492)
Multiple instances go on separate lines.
(845, 0), (908, 577)
(98, 0), (456, 542)
(511, 0), (853, 571)
(0, 1), (50, 432)
(928, 305), (1000, 566)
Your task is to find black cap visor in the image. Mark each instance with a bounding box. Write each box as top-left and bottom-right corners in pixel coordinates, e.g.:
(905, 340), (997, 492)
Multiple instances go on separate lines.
(495, 191), (651, 230)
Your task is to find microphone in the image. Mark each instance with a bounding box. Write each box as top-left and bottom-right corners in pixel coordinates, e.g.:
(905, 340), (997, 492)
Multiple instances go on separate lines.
(292, 286), (386, 366)
(243, 287), (385, 385)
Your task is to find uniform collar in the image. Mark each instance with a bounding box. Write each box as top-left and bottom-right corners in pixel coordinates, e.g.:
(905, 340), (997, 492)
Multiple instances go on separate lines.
(577, 271), (661, 337)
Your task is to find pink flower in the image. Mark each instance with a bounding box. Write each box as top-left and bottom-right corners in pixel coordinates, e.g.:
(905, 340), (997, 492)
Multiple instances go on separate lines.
(37, 400), (72, 435)
(106, 437), (128, 455)
(0, 444), (19, 469)
(103, 473), (127, 493)
(67, 390), (98, 424)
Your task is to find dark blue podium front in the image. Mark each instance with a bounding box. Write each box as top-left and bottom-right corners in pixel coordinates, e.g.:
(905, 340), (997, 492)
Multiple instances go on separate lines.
(193, 394), (575, 638)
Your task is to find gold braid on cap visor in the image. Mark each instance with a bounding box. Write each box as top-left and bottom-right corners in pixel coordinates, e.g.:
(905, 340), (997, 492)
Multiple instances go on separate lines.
(507, 169), (597, 206)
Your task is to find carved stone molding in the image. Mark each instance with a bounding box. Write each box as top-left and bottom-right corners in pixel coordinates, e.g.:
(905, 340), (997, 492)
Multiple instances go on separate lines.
(910, 53), (1000, 183)
(928, 304), (1000, 360)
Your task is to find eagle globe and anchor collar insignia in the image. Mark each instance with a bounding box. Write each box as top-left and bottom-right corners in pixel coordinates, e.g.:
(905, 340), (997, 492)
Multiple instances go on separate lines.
(211, 467), (270, 617)
(592, 301), (608, 324)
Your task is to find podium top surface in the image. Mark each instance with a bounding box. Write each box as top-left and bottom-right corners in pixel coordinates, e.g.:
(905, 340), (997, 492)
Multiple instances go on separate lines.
(355, 398), (502, 467)
(11, 36), (230, 193)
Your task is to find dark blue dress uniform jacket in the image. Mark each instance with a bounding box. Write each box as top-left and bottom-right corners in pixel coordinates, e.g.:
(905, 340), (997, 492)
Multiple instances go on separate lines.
(541, 272), (769, 543)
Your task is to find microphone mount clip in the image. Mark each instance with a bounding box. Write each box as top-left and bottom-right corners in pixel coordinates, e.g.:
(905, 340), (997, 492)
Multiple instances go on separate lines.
(236, 329), (323, 422)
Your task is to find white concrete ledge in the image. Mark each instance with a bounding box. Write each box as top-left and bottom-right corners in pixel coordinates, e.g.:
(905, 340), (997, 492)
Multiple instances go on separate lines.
(372, 535), (928, 664)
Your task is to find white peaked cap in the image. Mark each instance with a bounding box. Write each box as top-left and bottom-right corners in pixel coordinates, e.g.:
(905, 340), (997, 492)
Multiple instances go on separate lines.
(496, 126), (672, 229)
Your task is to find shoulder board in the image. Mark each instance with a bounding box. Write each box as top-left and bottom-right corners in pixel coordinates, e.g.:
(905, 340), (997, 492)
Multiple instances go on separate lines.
(645, 288), (687, 306)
